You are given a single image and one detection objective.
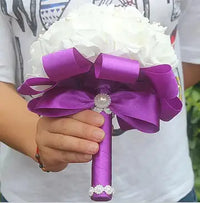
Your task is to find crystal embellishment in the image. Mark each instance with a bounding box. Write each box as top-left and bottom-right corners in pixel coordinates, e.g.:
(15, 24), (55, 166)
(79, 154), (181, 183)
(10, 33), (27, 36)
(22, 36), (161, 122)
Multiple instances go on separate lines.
(89, 187), (94, 197)
(104, 185), (114, 195)
(94, 185), (104, 194)
(93, 94), (112, 114)
(94, 94), (111, 109)
(89, 185), (114, 197)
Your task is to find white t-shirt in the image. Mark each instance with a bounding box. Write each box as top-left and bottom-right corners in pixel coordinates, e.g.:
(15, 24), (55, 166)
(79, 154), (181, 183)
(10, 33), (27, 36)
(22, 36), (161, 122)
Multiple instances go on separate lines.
(0, 0), (199, 202)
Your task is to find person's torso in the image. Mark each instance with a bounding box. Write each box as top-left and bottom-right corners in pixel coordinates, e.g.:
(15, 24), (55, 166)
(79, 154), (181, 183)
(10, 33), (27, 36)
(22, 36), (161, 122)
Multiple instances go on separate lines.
(0, 1), (194, 202)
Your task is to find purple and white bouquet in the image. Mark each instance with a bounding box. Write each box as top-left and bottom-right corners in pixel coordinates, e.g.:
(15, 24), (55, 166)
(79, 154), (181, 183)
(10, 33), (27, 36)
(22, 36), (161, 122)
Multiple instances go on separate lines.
(18, 4), (182, 201)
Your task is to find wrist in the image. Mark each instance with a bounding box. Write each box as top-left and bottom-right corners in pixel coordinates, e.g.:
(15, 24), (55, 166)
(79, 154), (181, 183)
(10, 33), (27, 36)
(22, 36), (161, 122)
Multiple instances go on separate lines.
(23, 116), (39, 162)
(25, 139), (38, 162)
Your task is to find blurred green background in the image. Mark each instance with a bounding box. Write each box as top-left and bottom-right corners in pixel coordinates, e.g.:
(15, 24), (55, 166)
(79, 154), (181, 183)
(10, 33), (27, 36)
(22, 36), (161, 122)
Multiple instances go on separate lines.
(186, 82), (200, 201)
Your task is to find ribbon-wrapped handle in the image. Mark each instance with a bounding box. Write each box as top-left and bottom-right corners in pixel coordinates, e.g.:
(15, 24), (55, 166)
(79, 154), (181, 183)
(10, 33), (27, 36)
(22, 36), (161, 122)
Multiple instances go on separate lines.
(90, 112), (113, 201)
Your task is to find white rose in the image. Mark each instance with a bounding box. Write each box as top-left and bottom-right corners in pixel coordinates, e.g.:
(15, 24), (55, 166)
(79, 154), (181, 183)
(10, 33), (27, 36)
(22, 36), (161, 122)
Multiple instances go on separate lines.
(29, 4), (178, 78)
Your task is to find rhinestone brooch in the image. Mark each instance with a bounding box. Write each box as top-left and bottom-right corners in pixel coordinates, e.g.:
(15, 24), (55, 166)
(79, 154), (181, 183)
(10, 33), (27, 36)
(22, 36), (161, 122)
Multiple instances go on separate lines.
(93, 94), (112, 114)
(89, 185), (114, 197)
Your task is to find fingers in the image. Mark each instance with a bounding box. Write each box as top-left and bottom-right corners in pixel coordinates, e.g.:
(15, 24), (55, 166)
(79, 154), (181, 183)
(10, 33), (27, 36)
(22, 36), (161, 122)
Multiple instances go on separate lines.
(42, 147), (92, 164)
(70, 110), (104, 126)
(43, 132), (99, 155)
(45, 117), (105, 142)
(36, 110), (105, 172)
(39, 147), (92, 172)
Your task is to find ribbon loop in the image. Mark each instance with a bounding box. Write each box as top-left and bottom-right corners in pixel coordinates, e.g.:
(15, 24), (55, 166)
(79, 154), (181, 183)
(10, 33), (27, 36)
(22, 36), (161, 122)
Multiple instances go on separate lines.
(94, 54), (140, 84)
(43, 48), (92, 82)
(141, 65), (179, 99)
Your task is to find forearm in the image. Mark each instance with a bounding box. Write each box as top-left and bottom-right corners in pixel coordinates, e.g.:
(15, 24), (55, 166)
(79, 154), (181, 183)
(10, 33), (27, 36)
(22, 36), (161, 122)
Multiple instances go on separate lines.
(0, 82), (39, 160)
(182, 62), (200, 89)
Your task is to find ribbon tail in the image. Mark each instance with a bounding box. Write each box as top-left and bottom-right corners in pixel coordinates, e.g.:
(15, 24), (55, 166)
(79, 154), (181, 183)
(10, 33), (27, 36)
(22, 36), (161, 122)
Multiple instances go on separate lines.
(17, 77), (55, 95)
(160, 97), (182, 121)
(27, 88), (95, 117)
(116, 117), (135, 131)
(110, 91), (160, 133)
(115, 113), (159, 133)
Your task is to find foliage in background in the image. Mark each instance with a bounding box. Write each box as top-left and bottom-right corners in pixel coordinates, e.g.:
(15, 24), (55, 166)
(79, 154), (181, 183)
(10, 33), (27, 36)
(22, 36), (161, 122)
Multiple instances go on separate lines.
(185, 82), (200, 200)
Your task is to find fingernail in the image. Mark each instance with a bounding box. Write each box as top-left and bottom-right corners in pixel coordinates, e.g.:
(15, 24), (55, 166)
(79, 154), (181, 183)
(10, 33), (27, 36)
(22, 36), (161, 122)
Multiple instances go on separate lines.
(95, 115), (104, 126)
(83, 154), (92, 161)
(94, 129), (105, 141)
(89, 143), (99, 154)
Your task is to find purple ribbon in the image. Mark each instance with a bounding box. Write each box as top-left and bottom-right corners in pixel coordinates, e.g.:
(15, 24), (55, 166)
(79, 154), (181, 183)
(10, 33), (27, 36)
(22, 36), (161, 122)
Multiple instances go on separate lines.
(18, 48), (182, 201)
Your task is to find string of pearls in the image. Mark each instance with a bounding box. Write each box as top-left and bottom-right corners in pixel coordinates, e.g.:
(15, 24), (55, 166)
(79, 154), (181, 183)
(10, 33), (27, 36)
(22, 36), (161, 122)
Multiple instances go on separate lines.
(89, 185), (114, 197)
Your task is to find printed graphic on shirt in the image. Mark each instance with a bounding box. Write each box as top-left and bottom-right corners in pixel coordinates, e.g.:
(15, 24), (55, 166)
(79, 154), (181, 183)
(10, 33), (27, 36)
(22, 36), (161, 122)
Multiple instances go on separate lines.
(0, 0), (37, 36)
(93, 0), (151, 18)
(0, 0), (9, 16)
(93, 0), (138, 8)
(39, 0), (71, 30)
(170, 26), (177, 47)
(0, 0), (181, 33)
(15, 37), (24, 83)
(170, 25), (182, 101)
(171, 0), (181, 21)
(174, 67), (183, 101)
(167, 0), (181, 21)
(142, 0), (150, 18)
(92, 0), (112, 5)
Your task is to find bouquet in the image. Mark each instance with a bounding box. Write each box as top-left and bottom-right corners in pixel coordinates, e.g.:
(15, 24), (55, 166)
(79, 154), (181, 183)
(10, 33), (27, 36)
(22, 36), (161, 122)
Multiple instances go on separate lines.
(18, 4), (182, 201)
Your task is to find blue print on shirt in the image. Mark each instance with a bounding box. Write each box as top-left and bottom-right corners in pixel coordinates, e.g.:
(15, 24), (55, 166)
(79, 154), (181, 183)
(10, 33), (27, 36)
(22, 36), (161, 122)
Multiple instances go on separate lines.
(39, 0), (71, 30)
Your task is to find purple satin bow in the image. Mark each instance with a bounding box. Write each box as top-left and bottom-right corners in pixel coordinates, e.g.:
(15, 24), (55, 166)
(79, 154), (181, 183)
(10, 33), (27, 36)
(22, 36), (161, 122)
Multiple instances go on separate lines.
(18, 48), (182, 201)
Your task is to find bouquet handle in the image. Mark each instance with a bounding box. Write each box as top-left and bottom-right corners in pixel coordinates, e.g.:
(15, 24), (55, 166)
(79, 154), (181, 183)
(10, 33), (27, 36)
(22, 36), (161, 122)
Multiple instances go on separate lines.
(90, 112), (113, 201)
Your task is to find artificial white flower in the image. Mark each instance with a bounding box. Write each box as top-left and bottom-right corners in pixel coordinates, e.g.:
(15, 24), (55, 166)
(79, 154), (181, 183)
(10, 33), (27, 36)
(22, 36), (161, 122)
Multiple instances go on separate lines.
(30, 4), (178, 78)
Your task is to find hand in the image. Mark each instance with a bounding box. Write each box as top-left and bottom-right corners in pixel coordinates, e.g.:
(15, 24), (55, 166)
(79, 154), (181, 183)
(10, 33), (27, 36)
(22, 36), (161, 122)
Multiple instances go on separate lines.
(36, 110), (105, 172)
